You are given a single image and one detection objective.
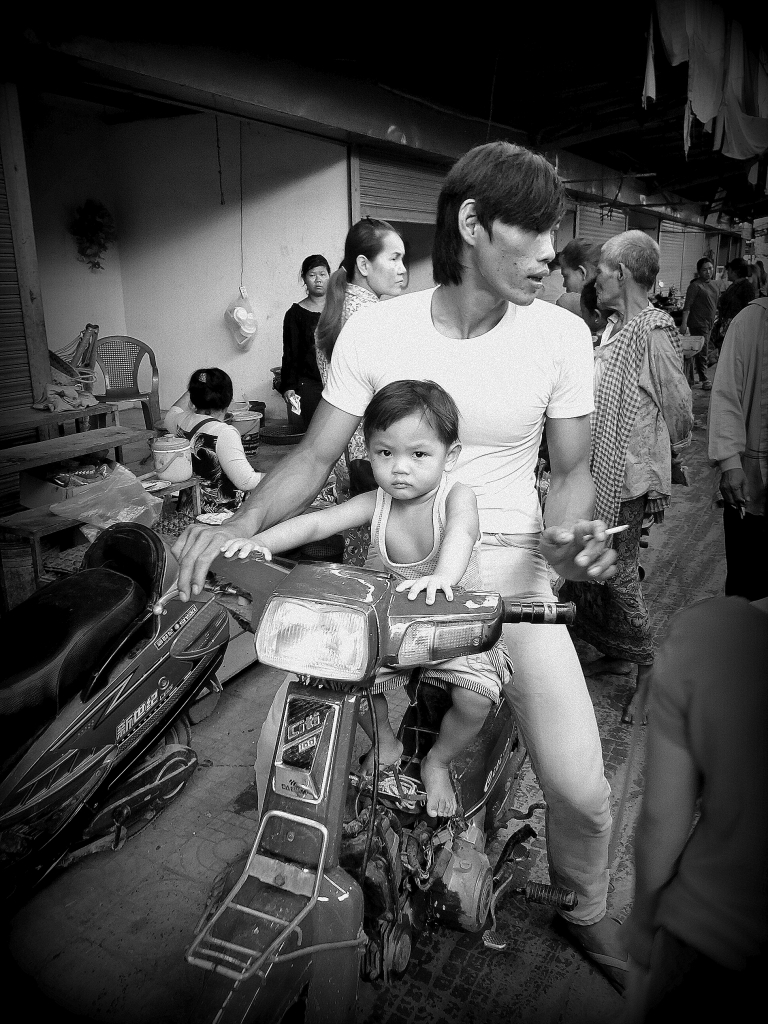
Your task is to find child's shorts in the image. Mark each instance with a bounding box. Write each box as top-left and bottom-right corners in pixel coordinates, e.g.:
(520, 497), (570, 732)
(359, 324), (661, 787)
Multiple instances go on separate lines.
(368, 638), (512, 704)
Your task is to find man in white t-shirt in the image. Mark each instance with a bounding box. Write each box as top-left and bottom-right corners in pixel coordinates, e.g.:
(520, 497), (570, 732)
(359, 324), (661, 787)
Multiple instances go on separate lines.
(173, 142), (625, 990)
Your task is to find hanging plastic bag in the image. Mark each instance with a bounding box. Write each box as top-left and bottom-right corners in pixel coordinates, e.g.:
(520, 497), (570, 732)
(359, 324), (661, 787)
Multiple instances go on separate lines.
(225, 286), (257, 351)
(50, 463), (163, 535)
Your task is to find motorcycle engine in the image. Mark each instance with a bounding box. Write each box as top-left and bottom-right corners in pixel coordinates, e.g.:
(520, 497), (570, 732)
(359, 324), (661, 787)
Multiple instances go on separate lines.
(428, 832), (493, 933)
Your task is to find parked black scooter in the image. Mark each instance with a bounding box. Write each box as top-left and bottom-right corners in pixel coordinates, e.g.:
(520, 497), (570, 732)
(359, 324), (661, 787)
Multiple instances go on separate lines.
(186, 555), (578, 1023)
(0, 523), (230, 908)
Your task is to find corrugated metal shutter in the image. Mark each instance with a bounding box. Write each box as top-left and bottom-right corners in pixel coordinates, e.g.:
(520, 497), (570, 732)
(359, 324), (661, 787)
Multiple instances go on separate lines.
(0, 148), (33, 414)
(575, 205), (627, 247)
(681, 228), (707, 292)
(358, 152), (446, 224)
(0, 146), (36, 514)
(658, 221), (685, 293)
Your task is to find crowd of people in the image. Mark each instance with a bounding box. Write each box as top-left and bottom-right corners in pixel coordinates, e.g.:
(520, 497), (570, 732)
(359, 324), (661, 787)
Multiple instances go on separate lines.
(164, 141), (765, 1014)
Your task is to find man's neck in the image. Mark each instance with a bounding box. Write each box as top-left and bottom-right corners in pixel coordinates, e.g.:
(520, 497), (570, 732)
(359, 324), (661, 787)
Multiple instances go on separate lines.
(431, 280), (509, 340)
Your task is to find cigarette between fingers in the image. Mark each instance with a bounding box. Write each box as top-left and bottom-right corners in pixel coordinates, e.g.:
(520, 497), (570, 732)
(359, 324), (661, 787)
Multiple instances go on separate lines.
(583, 524), (630, 540)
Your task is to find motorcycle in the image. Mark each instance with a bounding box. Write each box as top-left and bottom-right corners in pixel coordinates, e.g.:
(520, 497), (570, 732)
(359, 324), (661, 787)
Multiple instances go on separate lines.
(186, 554), (579, 1023)
(0, 522), (230, 909)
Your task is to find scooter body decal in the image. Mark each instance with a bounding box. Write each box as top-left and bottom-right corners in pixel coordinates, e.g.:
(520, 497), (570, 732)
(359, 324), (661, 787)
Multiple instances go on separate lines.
(273, 694), (339, 803)
(155, 605), (198, 648)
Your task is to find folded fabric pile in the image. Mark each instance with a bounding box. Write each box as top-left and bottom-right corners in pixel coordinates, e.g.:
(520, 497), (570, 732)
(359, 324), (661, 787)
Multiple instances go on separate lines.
(32, 384), (99, 413)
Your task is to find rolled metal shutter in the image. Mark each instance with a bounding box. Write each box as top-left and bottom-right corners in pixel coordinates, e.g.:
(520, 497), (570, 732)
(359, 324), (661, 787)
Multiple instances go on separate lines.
(658, 221), (685, 293)
(357, 151), (446, 224)
(0, 149), (33, 414)
(575, 204), (627, 247)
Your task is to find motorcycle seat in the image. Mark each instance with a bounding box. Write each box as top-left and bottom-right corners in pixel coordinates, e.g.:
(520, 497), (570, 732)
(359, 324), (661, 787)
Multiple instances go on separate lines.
(83, 523), (168, 605)
(0, 568), (146, 762)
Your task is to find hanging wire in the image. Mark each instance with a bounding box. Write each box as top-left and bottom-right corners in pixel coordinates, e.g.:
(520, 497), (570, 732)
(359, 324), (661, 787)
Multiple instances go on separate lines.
(485, 57), (499, 143)
(239, 121), (244, 290)
(214, 117), (225, 206)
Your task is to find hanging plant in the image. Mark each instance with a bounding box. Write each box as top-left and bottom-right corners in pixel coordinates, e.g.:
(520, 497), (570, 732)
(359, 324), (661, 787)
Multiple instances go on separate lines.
(69, 199), (117, 271)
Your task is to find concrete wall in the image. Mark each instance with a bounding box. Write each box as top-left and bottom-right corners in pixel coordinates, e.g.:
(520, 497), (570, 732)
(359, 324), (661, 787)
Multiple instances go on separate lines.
(26, 100), (128, 358)
(110, 115), (348, 412)
(27, 102), (349, 413)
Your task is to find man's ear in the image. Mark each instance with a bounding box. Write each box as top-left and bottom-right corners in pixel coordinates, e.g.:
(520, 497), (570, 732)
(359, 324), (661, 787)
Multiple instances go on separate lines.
(617, 263), (626, 282)
(457, 200), (479, 247)
(445, 441), (462, 470)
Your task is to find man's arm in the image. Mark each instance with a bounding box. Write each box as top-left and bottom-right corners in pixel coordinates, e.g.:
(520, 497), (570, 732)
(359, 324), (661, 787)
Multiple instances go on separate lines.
(707, 311), (750, 508)
(540, 414), (616, 581)
(173, 399), (359, 599)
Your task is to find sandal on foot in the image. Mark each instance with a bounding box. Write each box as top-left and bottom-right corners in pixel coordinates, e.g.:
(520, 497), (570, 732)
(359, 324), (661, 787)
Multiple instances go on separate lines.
(552, 915), (628, 996)
(376, 763), (424, 809)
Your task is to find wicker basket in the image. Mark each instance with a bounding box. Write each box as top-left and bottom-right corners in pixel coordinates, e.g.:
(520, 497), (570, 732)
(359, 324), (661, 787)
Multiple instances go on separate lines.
(260, 423), (305, 446)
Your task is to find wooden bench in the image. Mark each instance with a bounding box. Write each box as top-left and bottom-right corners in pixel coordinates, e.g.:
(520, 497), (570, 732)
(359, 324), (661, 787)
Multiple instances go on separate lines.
(0, 425), (153, 476)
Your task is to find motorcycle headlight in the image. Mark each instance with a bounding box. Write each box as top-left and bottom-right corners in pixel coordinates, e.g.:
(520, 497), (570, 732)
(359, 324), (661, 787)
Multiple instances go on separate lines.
(397, 620), (486, 665)
(255, 597), (372, 681)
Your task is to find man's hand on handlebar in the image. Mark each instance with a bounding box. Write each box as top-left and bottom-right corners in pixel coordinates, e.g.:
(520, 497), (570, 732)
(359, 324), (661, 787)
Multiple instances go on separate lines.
(539, 519), (618, 583)
(172, 524), (252, 601)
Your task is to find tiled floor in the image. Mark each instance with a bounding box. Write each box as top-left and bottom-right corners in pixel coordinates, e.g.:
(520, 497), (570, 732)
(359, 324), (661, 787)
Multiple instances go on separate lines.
(2, 385), (726, 1023)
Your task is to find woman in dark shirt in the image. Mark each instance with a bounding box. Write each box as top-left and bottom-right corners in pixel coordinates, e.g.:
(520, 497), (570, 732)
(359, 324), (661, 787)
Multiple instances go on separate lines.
(716, 258), (756, 344)
(279, 254), (330, 428)
(680, 257), (718, 389)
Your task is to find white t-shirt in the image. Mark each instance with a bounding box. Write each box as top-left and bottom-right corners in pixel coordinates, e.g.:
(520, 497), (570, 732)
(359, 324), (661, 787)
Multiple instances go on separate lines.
(324, 288), (594, 535)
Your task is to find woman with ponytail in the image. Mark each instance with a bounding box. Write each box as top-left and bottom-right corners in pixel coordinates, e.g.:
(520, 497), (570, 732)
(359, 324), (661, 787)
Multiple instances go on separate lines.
(316, 219), (407, 491)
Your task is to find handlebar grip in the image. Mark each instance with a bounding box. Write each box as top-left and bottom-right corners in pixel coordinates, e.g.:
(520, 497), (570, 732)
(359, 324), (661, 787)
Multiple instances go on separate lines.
(501, 600), (576, 625)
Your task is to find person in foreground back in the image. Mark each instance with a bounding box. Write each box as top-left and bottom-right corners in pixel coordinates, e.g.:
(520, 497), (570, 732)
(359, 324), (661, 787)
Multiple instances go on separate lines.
(222, 380), (510, 818)
(172, 141), (626, 989)
(624, 594), (768, 1021)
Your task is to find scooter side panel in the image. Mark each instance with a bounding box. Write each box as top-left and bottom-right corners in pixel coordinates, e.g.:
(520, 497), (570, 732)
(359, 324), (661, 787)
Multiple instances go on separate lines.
(260, 684), (359, 870)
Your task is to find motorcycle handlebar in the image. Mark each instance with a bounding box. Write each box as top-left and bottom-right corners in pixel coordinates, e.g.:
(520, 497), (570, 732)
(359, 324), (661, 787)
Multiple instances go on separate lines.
(501, 600), (576, 625)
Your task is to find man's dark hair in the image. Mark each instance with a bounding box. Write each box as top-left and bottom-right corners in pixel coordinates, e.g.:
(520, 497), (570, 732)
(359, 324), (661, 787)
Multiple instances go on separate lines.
(188, 367), (233, 412)
(726, 257), (749, 279)
(363, 379), (460, 448)
(432, 142), (566, 286)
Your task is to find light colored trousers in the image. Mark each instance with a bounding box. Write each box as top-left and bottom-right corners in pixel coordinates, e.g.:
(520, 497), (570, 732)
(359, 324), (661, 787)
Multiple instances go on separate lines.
(255, 533), (612, 925)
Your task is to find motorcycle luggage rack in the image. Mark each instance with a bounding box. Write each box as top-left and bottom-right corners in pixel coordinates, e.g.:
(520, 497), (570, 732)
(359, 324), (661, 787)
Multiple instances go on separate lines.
(186, 810), (330, 983)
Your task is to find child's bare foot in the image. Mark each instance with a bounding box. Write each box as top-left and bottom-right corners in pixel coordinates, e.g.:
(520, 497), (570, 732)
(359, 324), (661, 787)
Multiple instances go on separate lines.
(421, 750), (457, 818)
(360, 738), (403, 775)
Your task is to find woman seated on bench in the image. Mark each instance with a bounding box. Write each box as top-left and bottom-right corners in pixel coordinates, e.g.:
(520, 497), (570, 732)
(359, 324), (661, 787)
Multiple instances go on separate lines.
(165, 368), (261, 515)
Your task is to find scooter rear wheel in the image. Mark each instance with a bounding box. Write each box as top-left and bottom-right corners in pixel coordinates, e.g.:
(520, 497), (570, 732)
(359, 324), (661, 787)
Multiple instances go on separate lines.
(147, 711), (193, 756)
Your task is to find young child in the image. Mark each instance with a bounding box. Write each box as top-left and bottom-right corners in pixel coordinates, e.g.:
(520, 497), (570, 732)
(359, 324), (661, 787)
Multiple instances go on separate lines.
(222, 379), (510, 818)
(165, 368), (262, 514)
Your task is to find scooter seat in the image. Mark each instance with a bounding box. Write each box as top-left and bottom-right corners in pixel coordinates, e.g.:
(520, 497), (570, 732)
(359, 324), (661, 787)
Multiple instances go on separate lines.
(0, 568), (146, 760)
